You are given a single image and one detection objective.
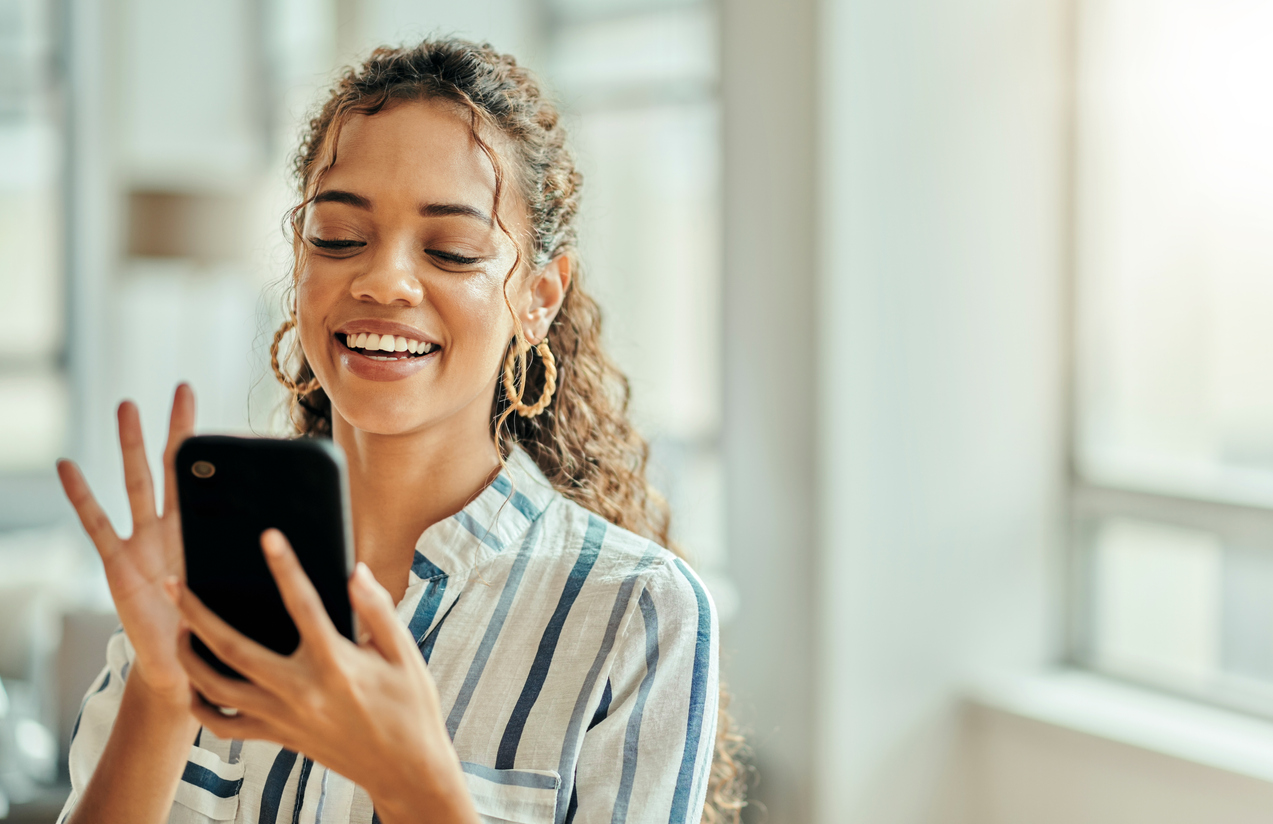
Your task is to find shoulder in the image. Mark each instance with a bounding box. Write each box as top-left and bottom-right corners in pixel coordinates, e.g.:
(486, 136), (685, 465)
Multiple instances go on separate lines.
(538, 494), (717, 633)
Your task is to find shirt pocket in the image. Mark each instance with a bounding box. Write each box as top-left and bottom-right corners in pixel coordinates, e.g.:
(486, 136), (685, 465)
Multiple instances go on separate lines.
(172, 745), (246, 821)
(460, 762), (561, 824)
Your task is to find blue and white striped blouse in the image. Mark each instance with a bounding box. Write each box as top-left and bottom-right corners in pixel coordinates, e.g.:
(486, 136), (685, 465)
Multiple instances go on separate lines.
(60, 446), (719, 824)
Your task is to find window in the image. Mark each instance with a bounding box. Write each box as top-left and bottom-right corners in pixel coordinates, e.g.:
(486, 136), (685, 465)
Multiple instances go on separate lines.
(0, 0), (68, 479)
(1072, 0), (1273, 712)
(546, 0), (733, 614)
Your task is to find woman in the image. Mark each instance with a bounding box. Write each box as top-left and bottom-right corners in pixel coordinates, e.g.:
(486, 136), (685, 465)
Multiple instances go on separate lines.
(54, 38), (744, 824)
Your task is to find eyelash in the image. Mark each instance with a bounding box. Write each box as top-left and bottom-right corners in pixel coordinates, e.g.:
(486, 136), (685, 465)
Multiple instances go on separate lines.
(307, 238), (481, 266)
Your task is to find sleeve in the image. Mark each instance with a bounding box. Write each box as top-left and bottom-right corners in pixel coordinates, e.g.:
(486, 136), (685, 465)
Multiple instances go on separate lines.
(57, 626), (133, 824)
(568, 557), (720, 824)
(57, 632), (249, 824)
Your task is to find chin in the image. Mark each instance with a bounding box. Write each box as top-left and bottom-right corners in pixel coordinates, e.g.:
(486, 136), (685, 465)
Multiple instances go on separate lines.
(331, 386), (479, 438)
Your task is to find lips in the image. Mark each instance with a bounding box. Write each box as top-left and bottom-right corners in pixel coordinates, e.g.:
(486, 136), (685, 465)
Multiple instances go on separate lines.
(333, 321), (442, 382)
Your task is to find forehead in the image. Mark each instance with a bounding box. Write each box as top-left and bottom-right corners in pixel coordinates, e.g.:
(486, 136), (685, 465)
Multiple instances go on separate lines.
(320, 99), (503, 211)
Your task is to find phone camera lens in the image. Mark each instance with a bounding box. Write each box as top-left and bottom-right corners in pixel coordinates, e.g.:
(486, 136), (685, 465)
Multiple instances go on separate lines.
(191, 461), (216, 478)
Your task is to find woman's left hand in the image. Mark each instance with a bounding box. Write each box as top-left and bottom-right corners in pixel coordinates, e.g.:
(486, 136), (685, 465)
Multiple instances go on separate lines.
(166, 529), (478, 824)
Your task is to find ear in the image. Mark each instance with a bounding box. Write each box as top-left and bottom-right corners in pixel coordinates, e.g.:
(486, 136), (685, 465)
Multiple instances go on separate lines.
(520, 255), (572, 343)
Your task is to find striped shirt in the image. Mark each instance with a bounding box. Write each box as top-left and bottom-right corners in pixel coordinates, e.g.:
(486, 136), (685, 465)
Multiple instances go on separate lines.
(60, 446), (719, 824)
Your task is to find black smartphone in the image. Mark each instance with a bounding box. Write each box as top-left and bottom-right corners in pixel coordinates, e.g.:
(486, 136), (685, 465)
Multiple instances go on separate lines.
(176, 435), (356, 679)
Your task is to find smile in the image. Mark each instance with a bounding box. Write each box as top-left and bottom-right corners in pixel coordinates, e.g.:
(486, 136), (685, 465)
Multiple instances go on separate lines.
(338, 332), (440, 360)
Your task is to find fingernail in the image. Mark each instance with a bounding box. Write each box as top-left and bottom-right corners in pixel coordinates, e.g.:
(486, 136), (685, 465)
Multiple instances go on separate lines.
(355, 562), (374, 585)
(262, 530), (283, 557)
(163, 576), (180, 602)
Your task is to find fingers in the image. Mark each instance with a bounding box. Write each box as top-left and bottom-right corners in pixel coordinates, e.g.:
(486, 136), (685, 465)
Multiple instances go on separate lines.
(164, 578), (282, 688)
(56, 460), (121, 559)
(349, 562), (414, 664)
(162, 384), (195, 519)
(117, 401), (158, 533)
(261, 530), (338, 648)
(176, 628), (275, 717)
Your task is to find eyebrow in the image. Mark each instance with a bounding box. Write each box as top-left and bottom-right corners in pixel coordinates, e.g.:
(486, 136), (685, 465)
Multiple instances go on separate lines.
(313, 190), (371, 209)
(312, 189), (491, 225)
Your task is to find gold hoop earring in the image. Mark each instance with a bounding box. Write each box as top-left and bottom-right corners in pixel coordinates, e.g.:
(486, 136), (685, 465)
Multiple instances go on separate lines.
(270, 317), (322, 397)
(503, 339), (557, 418)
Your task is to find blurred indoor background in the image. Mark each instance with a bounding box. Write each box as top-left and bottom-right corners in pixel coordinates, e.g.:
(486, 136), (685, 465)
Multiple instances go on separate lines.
(2, 0), (1273, 821)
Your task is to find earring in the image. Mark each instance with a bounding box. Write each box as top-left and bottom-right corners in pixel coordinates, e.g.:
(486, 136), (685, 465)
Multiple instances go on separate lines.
(270, 317), (322, 397)
(503, 338), (557, 417)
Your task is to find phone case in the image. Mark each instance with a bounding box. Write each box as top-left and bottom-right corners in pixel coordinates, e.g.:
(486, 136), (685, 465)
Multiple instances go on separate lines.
(176, 435), (356, 679)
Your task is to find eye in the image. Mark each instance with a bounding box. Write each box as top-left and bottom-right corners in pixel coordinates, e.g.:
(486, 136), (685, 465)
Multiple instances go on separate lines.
(308, 237), (364, 252)
(428, 249), (482, 266)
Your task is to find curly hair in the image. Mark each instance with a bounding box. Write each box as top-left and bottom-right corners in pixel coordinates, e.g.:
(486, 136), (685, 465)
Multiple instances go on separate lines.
(269, 37), (748, 823)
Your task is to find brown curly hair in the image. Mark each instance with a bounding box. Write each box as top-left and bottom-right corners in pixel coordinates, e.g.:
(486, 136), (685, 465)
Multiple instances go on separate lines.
(269, 37), (748, 823)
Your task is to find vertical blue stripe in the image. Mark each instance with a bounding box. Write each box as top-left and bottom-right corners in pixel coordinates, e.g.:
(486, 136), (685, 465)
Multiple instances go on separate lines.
(496, 515), (606, 770)
(420, 596), (460, 665)
(445, 517), (544, 738)
(69, 670), (110, 745)
(407, 575), (448, 642)
(588, 679), (613, 731)
(565, 785), (579, 824)
(229, 739), (244, 764)
(290, 757), (314, 824)
(668, 559), (713, 824)
(258, 748), (299, 824)
(552, 545), (653, 823)
(313, 768), (331, 821)
(612, 589), (661, 824)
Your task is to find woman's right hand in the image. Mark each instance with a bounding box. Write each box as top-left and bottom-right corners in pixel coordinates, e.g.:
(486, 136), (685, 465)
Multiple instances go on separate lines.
(57, 384), (196, 706)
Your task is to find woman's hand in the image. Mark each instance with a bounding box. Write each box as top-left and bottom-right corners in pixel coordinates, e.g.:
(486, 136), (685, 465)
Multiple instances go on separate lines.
(168, 529), (478, 824)
(58, 385), (196, 706)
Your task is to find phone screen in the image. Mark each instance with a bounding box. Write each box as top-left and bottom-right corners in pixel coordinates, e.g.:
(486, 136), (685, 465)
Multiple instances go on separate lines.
(176, 436), (355, 679)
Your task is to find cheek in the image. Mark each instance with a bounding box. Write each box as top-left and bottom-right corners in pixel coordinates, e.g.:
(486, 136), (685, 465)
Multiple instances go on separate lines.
(294, 269), (340, 354)
(439, 273), (516, 363)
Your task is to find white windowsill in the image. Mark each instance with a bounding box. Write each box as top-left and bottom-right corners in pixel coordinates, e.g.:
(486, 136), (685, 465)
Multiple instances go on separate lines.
(968, 669), (1273, 785)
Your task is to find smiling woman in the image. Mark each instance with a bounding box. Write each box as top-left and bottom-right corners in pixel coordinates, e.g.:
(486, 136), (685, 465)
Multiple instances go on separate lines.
(52, 37), (745, 824)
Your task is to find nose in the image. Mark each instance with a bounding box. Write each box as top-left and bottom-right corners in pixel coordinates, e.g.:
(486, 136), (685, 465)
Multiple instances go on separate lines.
(349, 238), (425, 306)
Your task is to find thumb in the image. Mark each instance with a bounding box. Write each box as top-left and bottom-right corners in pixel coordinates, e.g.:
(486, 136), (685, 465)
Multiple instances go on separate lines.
(349, 563), (414, 663)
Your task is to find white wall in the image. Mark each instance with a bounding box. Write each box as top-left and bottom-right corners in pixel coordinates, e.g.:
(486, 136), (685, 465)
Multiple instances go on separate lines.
(814, 0), (1068, 821)
(719, 0), (819, 820)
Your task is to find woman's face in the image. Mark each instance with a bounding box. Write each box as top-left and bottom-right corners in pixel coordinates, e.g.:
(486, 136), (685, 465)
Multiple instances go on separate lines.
(296, 99), (555, 438)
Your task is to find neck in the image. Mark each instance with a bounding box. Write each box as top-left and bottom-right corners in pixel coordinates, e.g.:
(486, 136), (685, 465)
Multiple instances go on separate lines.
(331, 395), (502, 602)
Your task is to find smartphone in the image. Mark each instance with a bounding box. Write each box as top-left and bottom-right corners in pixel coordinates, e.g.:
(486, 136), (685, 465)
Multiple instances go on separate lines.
(176, 435), (356, 679)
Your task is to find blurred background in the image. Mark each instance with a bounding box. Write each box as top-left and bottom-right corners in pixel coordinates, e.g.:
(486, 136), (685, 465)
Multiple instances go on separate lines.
(2, 0), (1273, 821)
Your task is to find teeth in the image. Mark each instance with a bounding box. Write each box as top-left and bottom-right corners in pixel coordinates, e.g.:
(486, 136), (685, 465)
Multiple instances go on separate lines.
(343, 332), (437, 356)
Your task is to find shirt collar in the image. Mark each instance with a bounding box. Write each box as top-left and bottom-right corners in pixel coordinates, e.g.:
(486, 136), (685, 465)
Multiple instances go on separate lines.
(410, 445), (557, 580)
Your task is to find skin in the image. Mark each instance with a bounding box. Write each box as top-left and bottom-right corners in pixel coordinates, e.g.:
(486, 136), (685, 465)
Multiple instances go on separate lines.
(56, 98), (572, 824)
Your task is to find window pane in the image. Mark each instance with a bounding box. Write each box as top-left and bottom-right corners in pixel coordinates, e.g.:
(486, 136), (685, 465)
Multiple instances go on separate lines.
(1076, 0), (1273, 503)
(1091, 517), (1222, 686)
(1081, 514), (1273, 713)
(0, 372), (68, 471)
(0, 0), (66, 474)
(571, 101), (721, 439)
